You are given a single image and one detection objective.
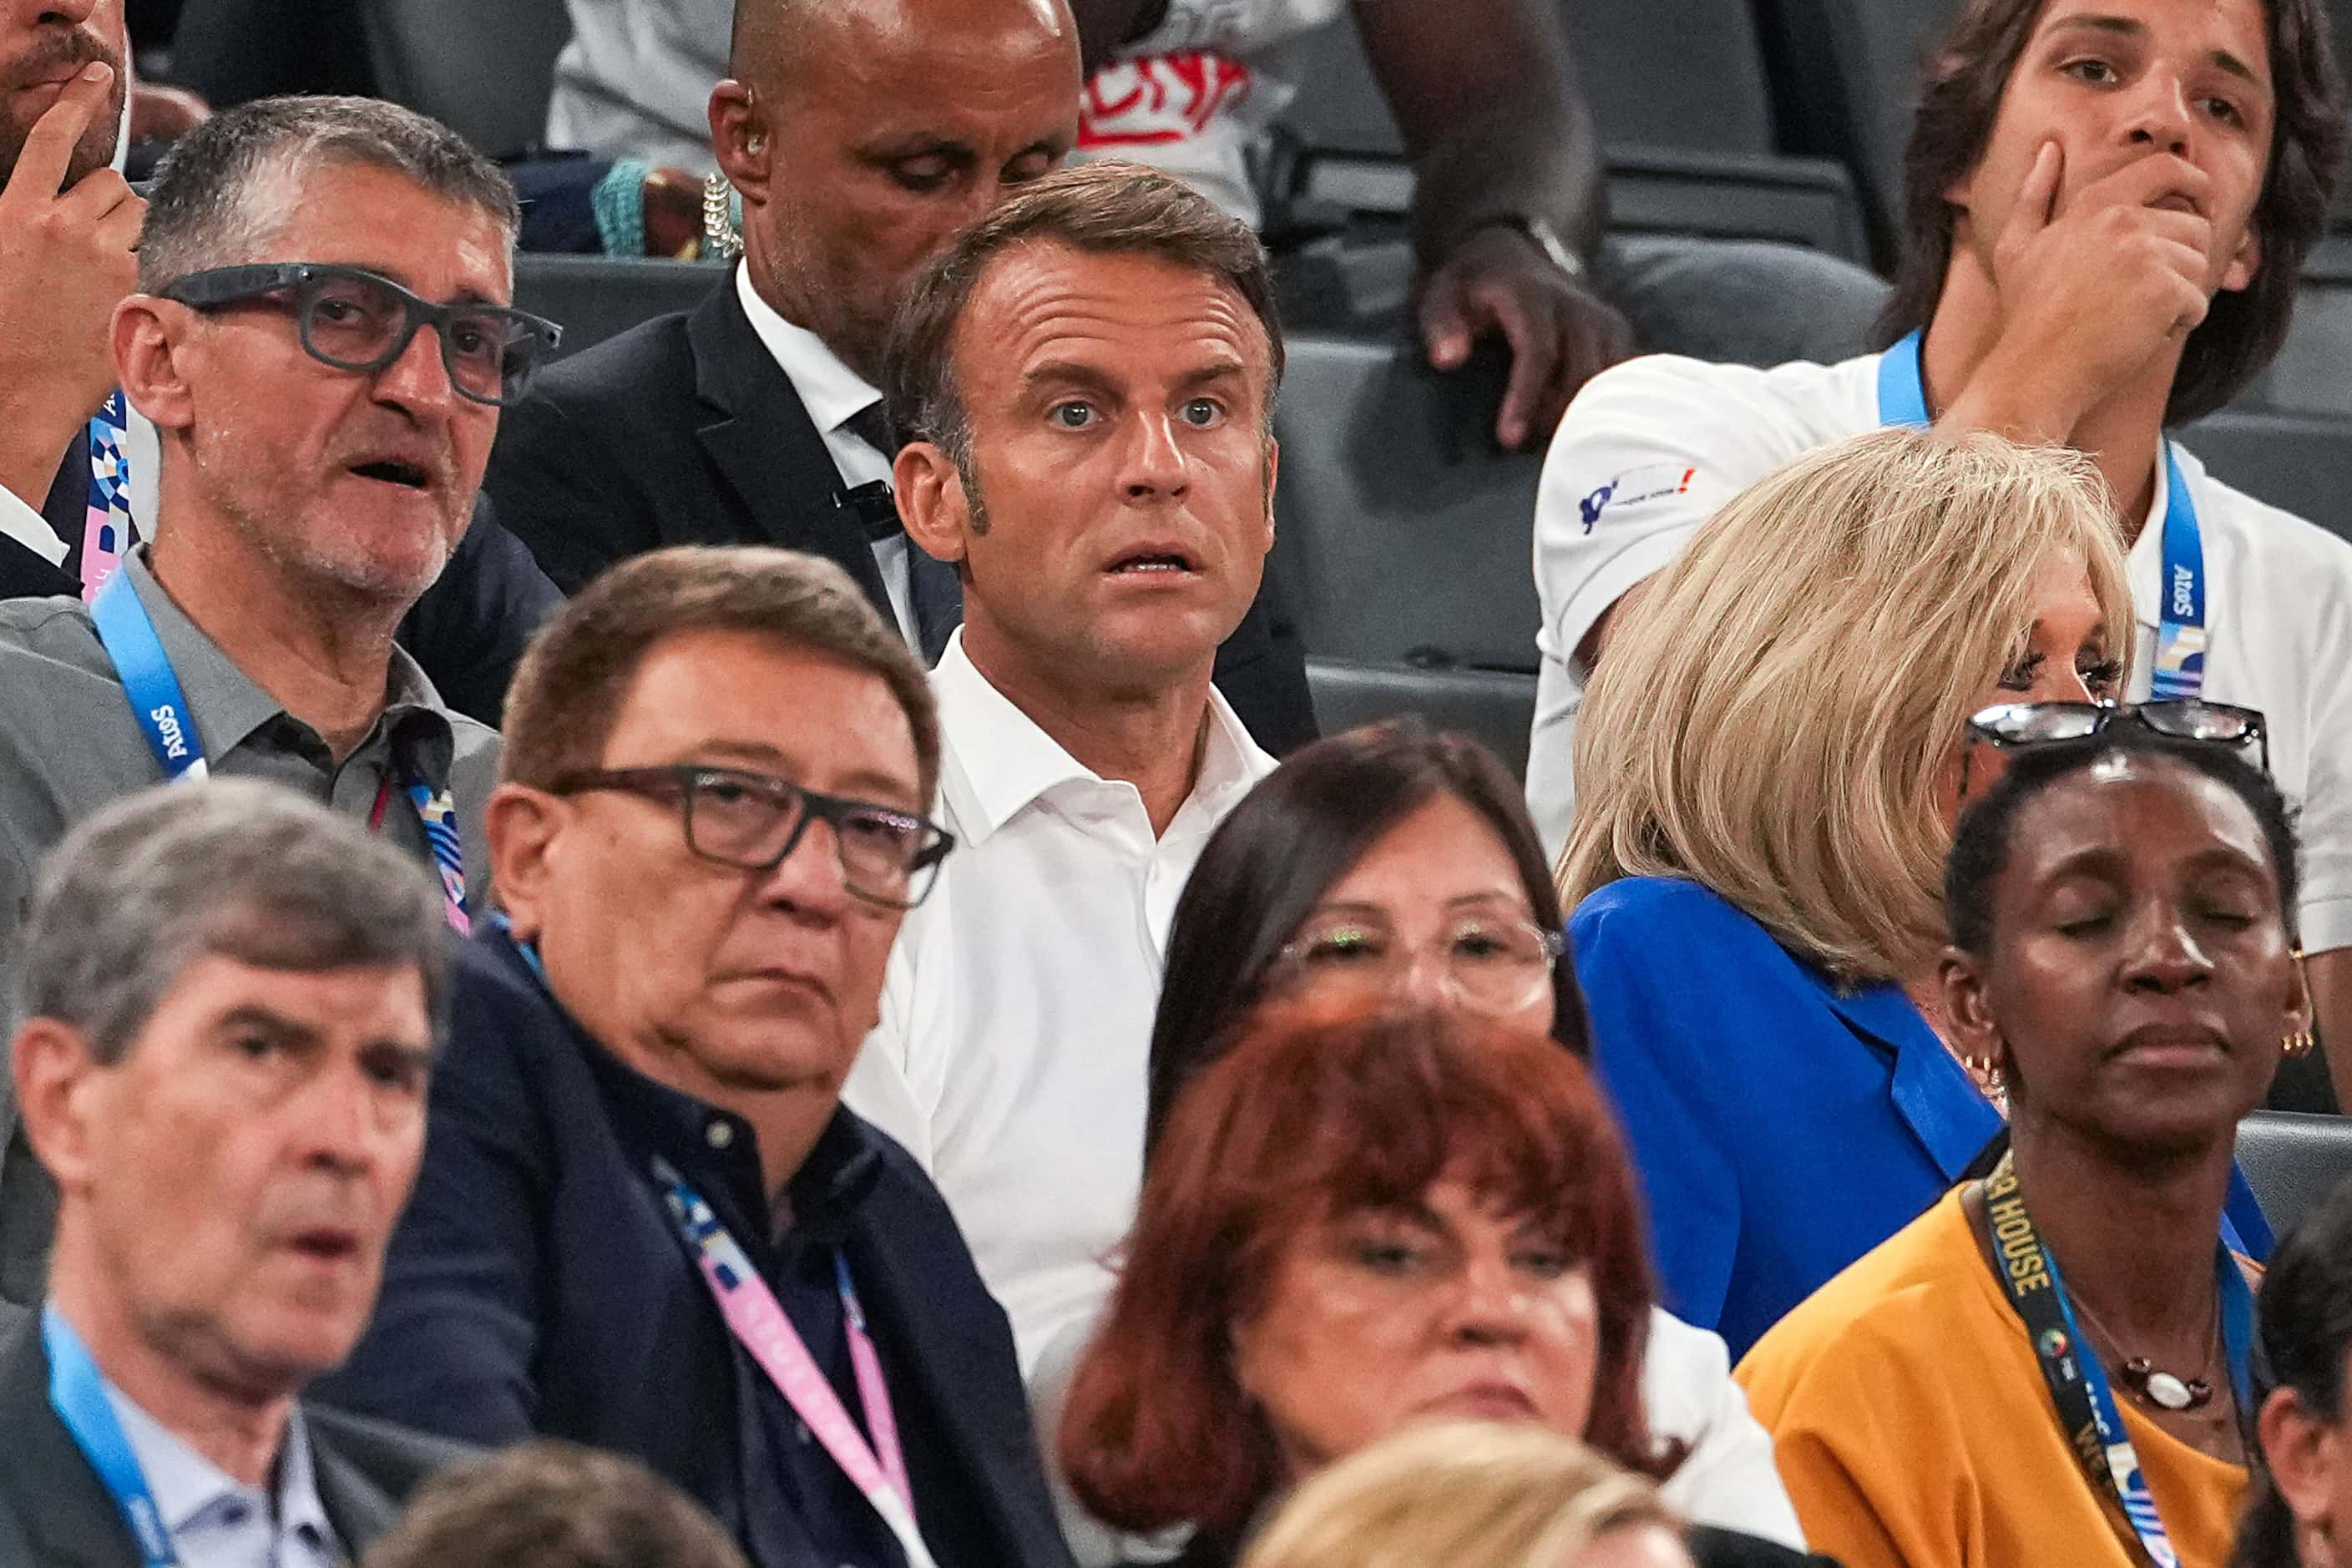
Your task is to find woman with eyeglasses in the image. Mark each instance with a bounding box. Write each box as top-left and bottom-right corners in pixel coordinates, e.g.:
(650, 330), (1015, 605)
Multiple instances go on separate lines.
(1059, 1009), (1832, 1568)
(1737, 720), (2308, 1568)
(1556, 427), (2274, 1359)
(1032, 720), (1807, 1558)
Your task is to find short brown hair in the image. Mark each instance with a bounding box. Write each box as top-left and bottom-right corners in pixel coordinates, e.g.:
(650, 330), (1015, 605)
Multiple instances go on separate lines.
(501, 547), (942, 807)
(1877, 0), (2344, 426)
(883, 159), (1284, 468)
(361, 1440), (748, 1568)
(1058, 1009), (1672, 1550)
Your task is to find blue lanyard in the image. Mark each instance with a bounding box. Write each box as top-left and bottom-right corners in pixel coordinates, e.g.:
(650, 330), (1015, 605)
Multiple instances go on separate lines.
(89, 569), (207, 782)
(1878, 330), (2206, 698)
(89, 569), (468, 929)
(1982, 1151), (2253, 1568)
(43, 1307), (179, 1568)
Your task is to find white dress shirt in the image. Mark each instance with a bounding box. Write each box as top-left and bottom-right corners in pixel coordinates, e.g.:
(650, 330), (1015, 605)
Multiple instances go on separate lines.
(844, 631), (1277, 1373)
(107, 1383), (341, 1568)
(732, 265), (919, 647)
(1527, 349), (2352, 954)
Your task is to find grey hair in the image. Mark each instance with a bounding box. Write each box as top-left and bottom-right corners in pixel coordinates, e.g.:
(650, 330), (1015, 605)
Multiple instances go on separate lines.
(16, 780), (453, 1063)
(138, 95), (522, 291)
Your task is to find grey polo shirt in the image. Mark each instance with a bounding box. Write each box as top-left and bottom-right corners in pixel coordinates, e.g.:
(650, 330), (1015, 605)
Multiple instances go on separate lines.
(0, 549), (500, 1303)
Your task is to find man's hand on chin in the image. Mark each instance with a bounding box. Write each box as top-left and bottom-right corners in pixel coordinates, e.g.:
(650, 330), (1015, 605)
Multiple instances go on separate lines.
(0, 63), (141, 507)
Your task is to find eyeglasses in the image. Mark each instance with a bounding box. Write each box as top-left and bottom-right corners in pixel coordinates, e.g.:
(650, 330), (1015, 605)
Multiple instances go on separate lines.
(1267, 910), (1564, 1018)
(549, 765), (955, 910)
(1970, 699), (2267, 766)
(1960, 700), (2269, 801)
(158, 263), (564, 407)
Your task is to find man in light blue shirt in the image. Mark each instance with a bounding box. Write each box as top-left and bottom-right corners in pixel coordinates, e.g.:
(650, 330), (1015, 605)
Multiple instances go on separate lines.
(0, 781), (469, 1567)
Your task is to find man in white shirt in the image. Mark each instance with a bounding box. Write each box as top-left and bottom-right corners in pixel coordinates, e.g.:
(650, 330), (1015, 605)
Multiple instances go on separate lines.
(846, 161), (1281, 1375)
(1, 781), (467, 1567)
(1529, 0), (2352, 1093)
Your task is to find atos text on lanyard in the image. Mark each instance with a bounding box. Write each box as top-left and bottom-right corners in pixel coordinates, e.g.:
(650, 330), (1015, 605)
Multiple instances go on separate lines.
(1878, 330), (2207, 698)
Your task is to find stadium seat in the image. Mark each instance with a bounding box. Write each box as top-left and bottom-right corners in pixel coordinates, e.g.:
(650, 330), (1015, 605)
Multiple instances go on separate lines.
(1270, 332), (1545, 674)
(2177, 407), (2352, 544)
(2237, 1110), (2352, 1241)
(1307, 659), (1539, 779)
(513, 255), (721, 362)
(1262, 8), (1872, 268)
(1749, 0), (1958, 265)
(2237, 239), (2352, 418)
(357, 0), (573, 158)
(1269, 0), (1778, 157)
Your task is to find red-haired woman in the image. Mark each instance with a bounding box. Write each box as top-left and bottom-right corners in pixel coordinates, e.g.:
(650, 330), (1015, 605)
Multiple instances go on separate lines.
(1057, 1009), (1829, 1568)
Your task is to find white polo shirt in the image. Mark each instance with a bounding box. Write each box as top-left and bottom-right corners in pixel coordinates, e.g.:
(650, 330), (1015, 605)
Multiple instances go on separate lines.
(1526, 351), (2352, 955)
(842, 631), (1277, 1373)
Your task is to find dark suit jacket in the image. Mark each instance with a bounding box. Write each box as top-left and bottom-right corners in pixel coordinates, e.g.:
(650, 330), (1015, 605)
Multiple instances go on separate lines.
(484, 277), (1318, 754)
(317, 927), (1080, 1568)
(0, 1307), (471, 1567)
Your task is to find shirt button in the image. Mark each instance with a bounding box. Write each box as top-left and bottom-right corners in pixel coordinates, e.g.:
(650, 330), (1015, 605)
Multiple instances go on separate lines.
(220, 1501), (249, 1525)
(797, 1419), (814, 1444)
(706, 1120), (734, 1150)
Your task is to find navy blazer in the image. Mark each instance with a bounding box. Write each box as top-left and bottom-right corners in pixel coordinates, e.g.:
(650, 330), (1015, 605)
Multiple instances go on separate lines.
(1571, 877), (2274, 1360)
(317, 927), (1077, 1568)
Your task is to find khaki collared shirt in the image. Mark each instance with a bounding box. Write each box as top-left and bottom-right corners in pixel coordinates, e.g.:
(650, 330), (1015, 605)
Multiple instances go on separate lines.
(0, 550), (500, 1302)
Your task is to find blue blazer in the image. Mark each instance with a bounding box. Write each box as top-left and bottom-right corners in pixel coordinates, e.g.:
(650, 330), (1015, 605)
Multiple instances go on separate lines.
(1571, 877), (2274, 1359)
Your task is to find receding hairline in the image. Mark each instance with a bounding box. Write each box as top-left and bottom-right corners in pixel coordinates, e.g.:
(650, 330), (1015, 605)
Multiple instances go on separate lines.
(595, 624), (925, 791)
(948, 235), (1278, 395)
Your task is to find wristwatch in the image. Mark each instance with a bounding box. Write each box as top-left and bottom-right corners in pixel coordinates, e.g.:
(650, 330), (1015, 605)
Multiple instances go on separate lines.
(1476, 215), (1589, 284)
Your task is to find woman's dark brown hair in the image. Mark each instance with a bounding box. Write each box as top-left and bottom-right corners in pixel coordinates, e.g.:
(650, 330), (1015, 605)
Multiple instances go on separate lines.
(1145, 719), (1581, 1151)
(1876, 0), (2344, 426)
(1058, 1009), (1671, 1551)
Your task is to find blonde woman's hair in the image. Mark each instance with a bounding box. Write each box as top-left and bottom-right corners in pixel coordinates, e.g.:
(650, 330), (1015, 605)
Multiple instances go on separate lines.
(1237, 1422), (1682, 1568)
(1556, 427), (2132, 982)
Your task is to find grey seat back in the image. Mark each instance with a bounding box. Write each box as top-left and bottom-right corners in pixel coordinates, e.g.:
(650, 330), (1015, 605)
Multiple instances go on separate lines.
(1272, 1), (1778, 156)
(2238, 1110), (2352, 1242)
(359, 0), (574, 156)
(1271, 333), (1545, 673)
(513, 255), (721, 362)
(1306, 660), (1538, 780)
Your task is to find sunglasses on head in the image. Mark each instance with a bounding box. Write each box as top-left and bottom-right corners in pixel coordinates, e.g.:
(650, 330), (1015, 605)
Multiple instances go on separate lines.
(158, 262), (564, 407)
(1960, 699), (2269, 799)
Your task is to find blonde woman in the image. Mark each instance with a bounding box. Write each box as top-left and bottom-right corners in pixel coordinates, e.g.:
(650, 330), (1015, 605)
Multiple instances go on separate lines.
(1558, 427), (2274, 1358)
(1237, 1423), (1693, 1568)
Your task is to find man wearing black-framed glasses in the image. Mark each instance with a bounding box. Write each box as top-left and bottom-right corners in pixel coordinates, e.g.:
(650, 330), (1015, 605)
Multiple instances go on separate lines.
(322, 546), (1080, 1568)
(0, 95), (518, 1302)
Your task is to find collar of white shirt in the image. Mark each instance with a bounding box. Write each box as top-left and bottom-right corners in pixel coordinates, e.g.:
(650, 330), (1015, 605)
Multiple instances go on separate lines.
(929, 628), (1273, 847)
(104, 1380), (339, 1566)
(732, 261), (886, 444)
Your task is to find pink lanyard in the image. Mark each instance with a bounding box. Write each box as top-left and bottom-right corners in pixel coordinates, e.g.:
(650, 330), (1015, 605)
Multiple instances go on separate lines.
(654, 1158), (933, 1568)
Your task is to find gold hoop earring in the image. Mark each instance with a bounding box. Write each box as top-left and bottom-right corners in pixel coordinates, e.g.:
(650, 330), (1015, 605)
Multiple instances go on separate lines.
(702, 173), (744, 262)
(2288, 947), (2319, 1057)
